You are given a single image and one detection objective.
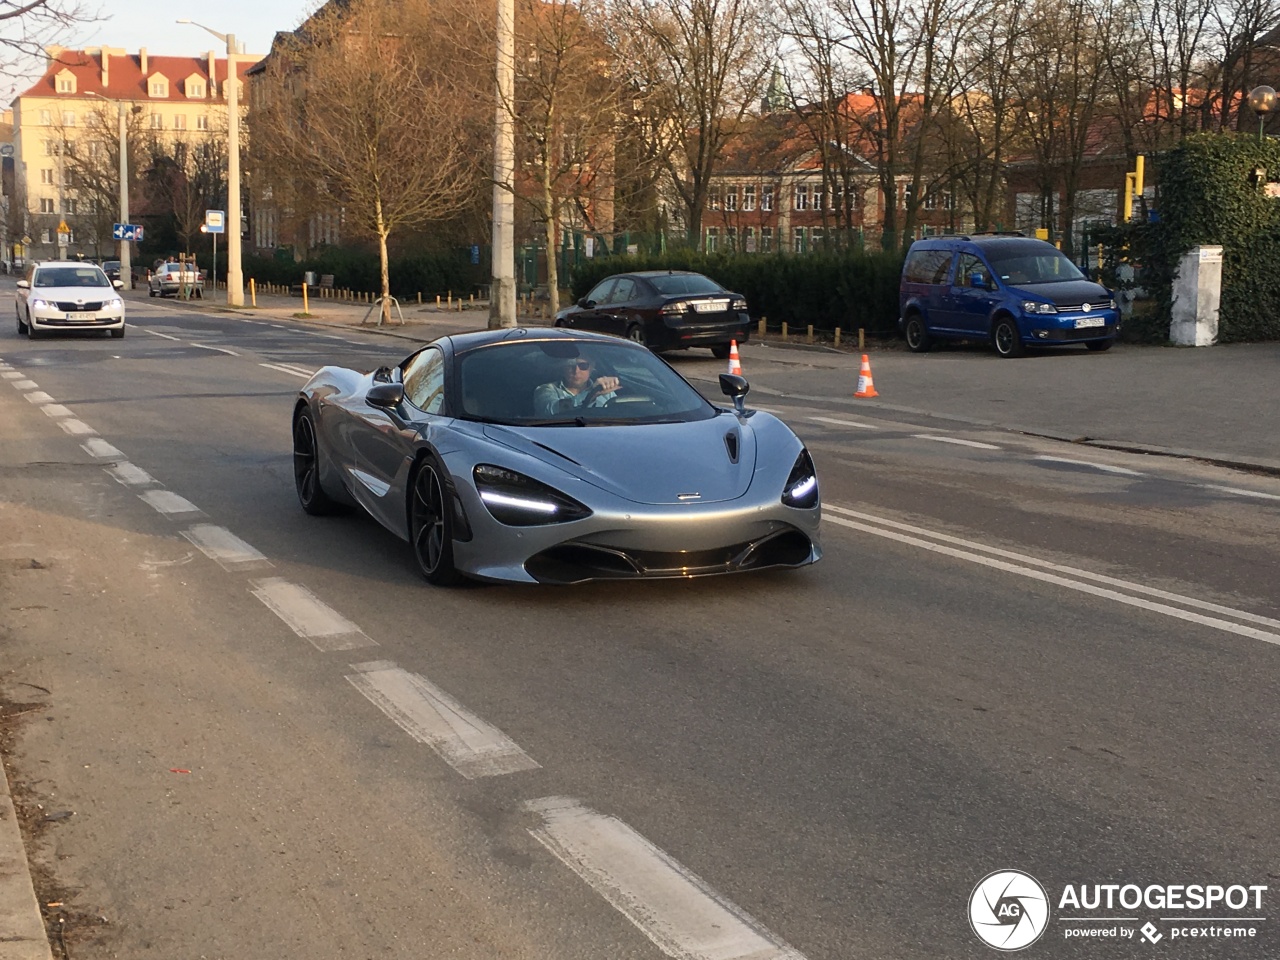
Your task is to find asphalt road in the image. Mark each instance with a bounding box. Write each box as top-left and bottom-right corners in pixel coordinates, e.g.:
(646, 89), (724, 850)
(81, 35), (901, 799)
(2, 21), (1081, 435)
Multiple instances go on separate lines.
(0, 298), (1277, 960)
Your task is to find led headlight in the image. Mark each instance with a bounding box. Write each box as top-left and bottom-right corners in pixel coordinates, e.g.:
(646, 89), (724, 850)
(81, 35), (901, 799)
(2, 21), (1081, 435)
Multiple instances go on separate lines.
(29, 298), (51, 310)
(473, 464), (592, 526)
(781, 449), (819, 509)
(1021, 300), (1055, 315)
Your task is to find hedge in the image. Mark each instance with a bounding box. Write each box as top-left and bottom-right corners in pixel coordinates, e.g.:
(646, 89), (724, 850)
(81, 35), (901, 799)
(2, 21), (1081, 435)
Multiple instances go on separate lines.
(568, 248), (906, 336)
(1099, 133), (1280, 343)
(242, 246), (485, 299)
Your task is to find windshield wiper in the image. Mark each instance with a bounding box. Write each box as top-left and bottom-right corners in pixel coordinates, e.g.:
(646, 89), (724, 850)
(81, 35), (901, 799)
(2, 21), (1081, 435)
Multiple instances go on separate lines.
(521, 417), (588, 426)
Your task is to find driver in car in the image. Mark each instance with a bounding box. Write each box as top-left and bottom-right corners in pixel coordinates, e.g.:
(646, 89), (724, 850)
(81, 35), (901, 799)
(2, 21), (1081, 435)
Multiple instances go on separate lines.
(533, 357), (620, 416)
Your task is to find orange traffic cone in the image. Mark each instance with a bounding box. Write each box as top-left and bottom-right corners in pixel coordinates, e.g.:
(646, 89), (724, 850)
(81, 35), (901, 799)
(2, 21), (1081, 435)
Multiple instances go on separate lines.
(854, 354), (878, 398)
(727, 340), (742, 376)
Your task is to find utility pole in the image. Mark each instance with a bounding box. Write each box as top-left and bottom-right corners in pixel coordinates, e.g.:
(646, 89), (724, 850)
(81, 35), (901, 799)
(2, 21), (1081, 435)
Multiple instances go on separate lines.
(489, 0), (516, 328)
(117, 102), (131, 287)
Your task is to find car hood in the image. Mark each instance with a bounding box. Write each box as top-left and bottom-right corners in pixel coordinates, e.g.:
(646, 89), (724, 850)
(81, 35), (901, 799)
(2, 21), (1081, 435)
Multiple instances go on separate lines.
(28, 286), (117, 301)
(1011, 279), (1111, 306)
(481, 414), (757, 505)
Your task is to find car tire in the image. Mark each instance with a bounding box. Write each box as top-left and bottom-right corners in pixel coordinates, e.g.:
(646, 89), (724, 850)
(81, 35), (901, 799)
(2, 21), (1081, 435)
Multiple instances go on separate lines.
(1085, 338), (1114, 352)
(149, 287), (157, 298)
(110, 327), (125, 339)
(904, 314), (932, 353)
(292, 410), (338, 516)
(409, 455), (462, 586)
(626, 323), (646, 346)
(554, 318), (566, 328)
(710, 344), (731, 360)
(16, 312), (27, 335)
(991, 316), (1025, 358)
(26, 321), (40, 340)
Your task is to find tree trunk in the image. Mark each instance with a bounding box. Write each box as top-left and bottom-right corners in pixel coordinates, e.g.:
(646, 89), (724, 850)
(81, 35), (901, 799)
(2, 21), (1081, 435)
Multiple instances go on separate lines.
(375, 194), (392, 326)
(543, 156), (559, 316)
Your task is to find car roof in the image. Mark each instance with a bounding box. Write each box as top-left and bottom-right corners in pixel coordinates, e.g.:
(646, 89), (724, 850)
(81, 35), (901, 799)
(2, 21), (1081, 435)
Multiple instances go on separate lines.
(629, 270), (706, 279)
(909, 233), (1061, 254)
(34, 260), (106, 268)
(440, 327), (650, 354)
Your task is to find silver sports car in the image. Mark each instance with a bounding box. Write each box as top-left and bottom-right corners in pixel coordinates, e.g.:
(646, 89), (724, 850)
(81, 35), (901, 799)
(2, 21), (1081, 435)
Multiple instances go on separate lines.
(292, 328), (821, 585)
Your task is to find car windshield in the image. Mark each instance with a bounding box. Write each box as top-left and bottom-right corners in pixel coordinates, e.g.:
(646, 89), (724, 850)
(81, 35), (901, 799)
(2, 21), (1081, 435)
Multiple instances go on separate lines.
(456, 339), (717, 426)
(986, 246), (1085, 284)
(34, 267), (111, 288)
(648, 273), (725, 296)
(103, 261), (120, 270)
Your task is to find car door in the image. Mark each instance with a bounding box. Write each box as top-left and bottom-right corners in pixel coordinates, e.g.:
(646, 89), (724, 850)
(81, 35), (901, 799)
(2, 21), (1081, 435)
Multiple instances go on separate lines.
(349, 347), (447, 536)
(600, 276), (638, 337)
(565, 278), (615, 332)
(16, 264), (33, 316)
(951, 252), (1000, 335)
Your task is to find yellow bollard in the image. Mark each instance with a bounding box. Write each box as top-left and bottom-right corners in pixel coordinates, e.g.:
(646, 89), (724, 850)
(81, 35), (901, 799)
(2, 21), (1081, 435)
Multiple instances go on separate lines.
(858, 327), (865, 351)
(834, 327), (841, 347)
(806, 324), (814, 344)
(250, 278), (257, 307)
(436, 294), (441, 307)
(781, 321), (788, 341)
(417, 292), (422, 304)
(302, 282), (309, 314)
(758, 318), (766, 338)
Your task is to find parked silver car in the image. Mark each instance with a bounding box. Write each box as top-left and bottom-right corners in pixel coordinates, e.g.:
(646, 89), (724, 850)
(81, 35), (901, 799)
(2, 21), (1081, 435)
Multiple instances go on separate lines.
(149, 262), (204, 298)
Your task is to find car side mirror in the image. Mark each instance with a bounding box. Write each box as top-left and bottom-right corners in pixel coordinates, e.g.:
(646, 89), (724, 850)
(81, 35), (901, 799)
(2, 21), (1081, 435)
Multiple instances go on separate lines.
(719, 373), (749, 415)
(578, 298), (593, 309)
(113, 279), (124, 290)
(366, 382), (405, 408)
(16, 280), (28, 289)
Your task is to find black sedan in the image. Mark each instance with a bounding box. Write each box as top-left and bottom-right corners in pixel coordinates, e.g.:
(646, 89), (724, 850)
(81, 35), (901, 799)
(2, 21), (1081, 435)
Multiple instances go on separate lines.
(555, 270), (751, 359)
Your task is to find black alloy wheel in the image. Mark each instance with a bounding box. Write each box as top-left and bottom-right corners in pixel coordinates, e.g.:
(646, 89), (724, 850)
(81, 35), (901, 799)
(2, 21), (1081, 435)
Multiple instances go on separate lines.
(410, 457), (462, 586)
(293, 411), (336, 515)
(627, 323), (646, 346)
(110, 327), (125, 339)
(991, 316), (1025, 358)
(904, 314), (931, 353)
(710, 344), (731, 360)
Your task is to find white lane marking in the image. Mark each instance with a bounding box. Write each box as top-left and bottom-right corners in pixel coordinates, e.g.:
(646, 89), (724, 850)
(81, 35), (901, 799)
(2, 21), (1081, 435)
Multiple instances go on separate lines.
(181, 524), (271, 570)
(1205, 484), (1280, 502)
(2, 372), (24, 380)
(1033, 455), (1143, 476)
(346, 661), (539, 779)
(57, 418), (96, 437)
(81, 438), (124, 459)
(811, 415), (880, 430)
(823, 507), (1280, 645)
(144, 329), (182, 341)
(191, 343), (240, 356)
(251, 578), (374, 651)
(139, 490), (202, 516)
(24, 391), (55, 405)
(11, 379), (38, 390)
(106, 462), (156, 486)
(526, 797), (806, 960)
(913, 434), (1000, 449)
(259, 362), (314, 379)
(41, 403), (72, 418)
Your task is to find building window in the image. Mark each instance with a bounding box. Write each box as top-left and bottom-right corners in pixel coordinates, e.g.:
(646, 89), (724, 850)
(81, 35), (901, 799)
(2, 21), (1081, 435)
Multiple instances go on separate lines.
(743, 184), (756, 211)
(62, 198), (77, 215)
(40, 168), (55, 185)
(762, 184), (774, 212)
(188, 81), (205, 98)
(40, 109), (52, 125)
(150, 79), (168, 97)
(761, 226), (773, 251)
(725, 186), (737, 211)
(57, 76), (75, 93)
(924, 192), (938, 211)
(150, 113), (164, 130)
(944, 191), (955, 210)
(811, 226), (824, 249)
(174, 114), (187, 130)
(41, 229), (53, 244)
(705, 226), (719, 252)
(196, 115), (209, 131)
(726, 226), (738, 250)
(813, 183), (825, 211)
(62, 111), (76, 127)
(40, 198), (55, 213)
(708, 187), (720, 211)
(793, 226), (807, 252)
(86, 197), (99, 214)
(745, 226), (757, 252)
(794, 184), (808, 211)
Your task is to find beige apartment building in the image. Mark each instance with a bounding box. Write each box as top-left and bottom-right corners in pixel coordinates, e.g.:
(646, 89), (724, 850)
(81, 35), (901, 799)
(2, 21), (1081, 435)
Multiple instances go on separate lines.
(7, 46), (259, 263)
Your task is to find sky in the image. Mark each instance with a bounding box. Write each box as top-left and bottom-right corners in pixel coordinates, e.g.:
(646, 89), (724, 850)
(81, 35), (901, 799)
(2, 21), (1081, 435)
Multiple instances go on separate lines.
(5, 0), (316, 100)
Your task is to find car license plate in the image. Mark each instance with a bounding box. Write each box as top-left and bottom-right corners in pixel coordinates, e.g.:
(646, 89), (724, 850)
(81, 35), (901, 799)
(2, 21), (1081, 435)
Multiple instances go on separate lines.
(66, 312), (96, 321)
(692, 299), (729, 313)
(1074, 316), (1105, 328)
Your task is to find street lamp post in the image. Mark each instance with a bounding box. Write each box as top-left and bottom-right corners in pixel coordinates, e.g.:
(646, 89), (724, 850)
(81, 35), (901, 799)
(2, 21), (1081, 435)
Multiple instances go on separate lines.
(178, 20), (244, 306)
(1247, 84), (1277, 142)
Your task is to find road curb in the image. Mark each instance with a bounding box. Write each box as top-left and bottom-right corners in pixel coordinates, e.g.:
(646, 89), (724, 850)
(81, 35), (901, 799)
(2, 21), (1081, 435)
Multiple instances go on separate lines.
(0, 759), (53, 960)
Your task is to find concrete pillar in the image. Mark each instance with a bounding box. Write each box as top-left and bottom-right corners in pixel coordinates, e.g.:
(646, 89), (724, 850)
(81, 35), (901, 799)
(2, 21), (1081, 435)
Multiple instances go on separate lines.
(1169, 245), (1222, 346)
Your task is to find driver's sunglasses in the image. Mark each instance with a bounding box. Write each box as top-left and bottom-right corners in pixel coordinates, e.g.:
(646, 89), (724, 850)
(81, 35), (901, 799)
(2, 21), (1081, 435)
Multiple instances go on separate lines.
(566, 360), (593, 371)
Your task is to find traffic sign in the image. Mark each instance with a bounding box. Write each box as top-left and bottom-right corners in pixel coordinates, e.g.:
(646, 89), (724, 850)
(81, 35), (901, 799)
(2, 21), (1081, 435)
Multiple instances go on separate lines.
(111, 223), (144, 241)
(204, 209), (225, 233)
(0, 144), (13, 157)
(56, 220), (71, 235)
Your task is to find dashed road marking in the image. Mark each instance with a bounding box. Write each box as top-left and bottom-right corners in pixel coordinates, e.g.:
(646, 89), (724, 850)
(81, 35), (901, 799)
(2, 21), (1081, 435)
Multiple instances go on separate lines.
(181, 524), (271, 571)
(251, 578), (374, 651)
(811, 415), (879, 430)
(81, 438), (124, 459)
(260, 362), (314, 379)
(1034, 455), (1142, 476)
(143, 329), (182, 341)
(526, 797), (806, 960)
(1205, 484), (1280, 502)
(139, 490), (202, 516)
(1, 372), (24, 380)
(346, 660), (540, 779)
(106, 462), (156, 486)
(57, 418), (95, 437)
(191, 343), (240, 356)
(24, 391), (54, 405)
(914, 434), (1001, 449)
(11, 380), (38, 390)
(40, 403), (72, 418)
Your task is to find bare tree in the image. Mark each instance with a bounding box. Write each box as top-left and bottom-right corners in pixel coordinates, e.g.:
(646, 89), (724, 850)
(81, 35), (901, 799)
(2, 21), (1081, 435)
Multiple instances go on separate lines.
(0, 2), (100, 80)
(142, 131), (227, 254)
(612, 0), (775, 244)
(254, 0), (477, 323)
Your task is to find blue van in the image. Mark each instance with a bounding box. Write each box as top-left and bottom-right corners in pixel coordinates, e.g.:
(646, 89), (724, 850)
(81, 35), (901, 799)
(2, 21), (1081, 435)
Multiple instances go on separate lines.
(898, 234), (1118, 357)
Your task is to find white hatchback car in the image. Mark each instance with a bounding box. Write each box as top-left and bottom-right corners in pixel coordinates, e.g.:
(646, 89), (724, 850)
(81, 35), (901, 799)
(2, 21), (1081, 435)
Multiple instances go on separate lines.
(16, 261), (126, 339)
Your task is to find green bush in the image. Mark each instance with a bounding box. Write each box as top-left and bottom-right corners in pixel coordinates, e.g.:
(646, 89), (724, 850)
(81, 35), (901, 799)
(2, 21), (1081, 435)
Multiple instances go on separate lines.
(568, 248), (906, 335)
(1106, 133), (1280, 342)
(243, 246), (484, 299)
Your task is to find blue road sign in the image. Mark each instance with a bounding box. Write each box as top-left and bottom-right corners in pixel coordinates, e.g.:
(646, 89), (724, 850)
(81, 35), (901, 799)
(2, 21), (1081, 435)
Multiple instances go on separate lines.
(204, 210), (226, 234)
(112, 223), (145, 241)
